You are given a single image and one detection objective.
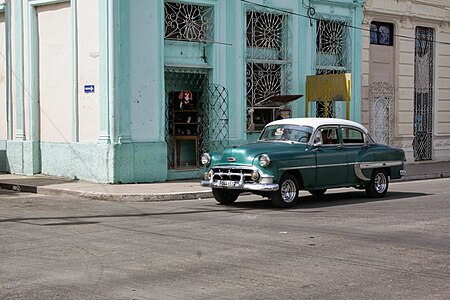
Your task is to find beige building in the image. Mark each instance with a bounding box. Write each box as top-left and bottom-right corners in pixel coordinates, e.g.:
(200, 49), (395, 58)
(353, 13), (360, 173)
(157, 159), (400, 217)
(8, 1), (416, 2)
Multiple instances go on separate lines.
(361, 0), (450, 162)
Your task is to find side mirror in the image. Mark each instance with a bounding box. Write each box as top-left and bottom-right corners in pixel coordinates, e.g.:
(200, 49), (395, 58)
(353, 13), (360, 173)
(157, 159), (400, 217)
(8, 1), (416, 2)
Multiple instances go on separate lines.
(313, 140), (322, 147)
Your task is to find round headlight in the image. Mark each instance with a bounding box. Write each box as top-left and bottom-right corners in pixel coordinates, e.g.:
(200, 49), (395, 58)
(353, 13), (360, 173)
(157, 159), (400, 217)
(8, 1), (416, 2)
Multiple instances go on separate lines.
(259, 154), (270, 167)
(250, 171), (260, 181)
(201, 153), (211, 166)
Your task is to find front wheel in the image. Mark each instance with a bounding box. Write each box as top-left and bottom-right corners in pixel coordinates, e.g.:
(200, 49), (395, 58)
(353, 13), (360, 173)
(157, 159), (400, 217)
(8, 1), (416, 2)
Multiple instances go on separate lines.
(212, 188), (240, 205)
(365, 169), (389, 198)
(271, 174), (299, 208)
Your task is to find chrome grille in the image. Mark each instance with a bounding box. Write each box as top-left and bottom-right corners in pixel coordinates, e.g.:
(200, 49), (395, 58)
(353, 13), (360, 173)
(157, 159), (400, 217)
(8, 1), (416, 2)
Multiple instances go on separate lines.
(211, 166), (255, 183)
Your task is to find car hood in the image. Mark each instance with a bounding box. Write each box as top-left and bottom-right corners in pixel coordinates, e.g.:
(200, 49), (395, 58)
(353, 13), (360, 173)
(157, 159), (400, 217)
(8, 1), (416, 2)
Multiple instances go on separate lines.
(214, 141), (307, 165)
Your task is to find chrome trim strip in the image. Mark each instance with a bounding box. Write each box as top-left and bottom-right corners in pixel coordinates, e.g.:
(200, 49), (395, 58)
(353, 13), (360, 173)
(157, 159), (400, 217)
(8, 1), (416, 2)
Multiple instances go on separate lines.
(211, 165), (254, 169)
(280, 163), (352, 171)
(279, 165), (316, 171)
(359, 161), (403, 169)
(316, 163), (348, 168)
(280, 160), (404, 172)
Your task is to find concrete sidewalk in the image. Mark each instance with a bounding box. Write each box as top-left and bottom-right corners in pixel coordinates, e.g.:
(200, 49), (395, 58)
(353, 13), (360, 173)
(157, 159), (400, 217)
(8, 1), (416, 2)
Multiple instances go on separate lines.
(1, 161), (449, 202)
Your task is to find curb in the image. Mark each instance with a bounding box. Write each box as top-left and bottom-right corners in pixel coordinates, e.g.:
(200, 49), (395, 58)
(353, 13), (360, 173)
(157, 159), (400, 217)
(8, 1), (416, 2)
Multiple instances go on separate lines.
(399, 172), (450, 182)
(1, 172), (450, 202)
(0, 182), (213, 202)
(39, 186), (214, 202)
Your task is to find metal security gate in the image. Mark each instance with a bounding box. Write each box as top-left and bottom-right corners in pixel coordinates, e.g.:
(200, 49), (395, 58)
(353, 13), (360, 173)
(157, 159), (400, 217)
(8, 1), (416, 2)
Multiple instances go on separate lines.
(413, 27), (434, 161)
(164, 69), (229, 169)
(369, 82), (394, 145)
(200, 84), (229, 153)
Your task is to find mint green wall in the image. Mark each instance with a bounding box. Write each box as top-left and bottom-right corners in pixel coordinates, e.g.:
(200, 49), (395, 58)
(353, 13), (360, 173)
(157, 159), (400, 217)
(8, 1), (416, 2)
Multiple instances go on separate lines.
(2, 0), (365, 183)
(311, 0), (365, 123)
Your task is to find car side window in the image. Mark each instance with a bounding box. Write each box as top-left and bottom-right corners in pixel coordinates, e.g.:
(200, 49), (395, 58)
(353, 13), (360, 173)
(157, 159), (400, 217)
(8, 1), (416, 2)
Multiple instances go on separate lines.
(320, 128), (339, 145)
(342, 127), (365, 144)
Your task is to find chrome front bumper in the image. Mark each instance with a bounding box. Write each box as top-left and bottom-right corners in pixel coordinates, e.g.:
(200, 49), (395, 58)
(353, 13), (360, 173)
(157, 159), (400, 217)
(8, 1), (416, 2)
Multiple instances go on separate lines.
(201, 165), (279, 191)
(201, 180), (279, 191)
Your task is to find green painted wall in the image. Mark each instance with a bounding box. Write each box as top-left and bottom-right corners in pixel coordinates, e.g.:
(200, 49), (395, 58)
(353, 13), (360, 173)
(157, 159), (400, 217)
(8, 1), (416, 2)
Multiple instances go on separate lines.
(2, 0), (365, 183)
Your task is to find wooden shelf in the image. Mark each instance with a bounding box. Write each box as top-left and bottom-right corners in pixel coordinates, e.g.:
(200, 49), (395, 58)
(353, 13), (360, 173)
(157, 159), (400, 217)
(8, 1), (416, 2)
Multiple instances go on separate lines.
(174, 110), (197, 113)
(169, 91), (200, 168)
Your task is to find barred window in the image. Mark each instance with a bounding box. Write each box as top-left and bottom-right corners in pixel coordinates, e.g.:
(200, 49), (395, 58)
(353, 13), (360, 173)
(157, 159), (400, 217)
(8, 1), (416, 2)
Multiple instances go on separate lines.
(316, 19), (346, 55)
(246, 11), (283, 50)
(164, 2), (213, 42)
(315, 18), (351, 118)
(316, 18), (350, 72)
(246, 8), (291, 131)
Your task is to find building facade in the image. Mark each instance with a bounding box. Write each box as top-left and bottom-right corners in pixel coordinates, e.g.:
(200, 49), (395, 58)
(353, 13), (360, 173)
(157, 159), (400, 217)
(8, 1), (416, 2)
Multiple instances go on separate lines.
(0, 0), (365, 183)
(361, 0), (450, 162)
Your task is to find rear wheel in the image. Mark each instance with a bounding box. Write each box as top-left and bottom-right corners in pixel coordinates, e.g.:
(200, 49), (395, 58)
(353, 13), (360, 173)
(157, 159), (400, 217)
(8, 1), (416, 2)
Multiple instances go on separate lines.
(212, 188), (240, 205)
(271, 174), (299, 208)
(365, 169), (389, 198)
(309, 189), (327, 196)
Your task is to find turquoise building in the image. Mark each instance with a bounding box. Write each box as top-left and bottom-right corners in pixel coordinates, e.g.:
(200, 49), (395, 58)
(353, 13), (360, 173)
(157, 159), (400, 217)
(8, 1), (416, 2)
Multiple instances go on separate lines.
(0, 0), (364, 183)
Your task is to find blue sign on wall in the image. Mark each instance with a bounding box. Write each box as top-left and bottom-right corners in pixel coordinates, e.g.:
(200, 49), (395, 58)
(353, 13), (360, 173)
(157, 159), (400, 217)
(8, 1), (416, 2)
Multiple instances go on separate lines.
(84, 85), (95, 93)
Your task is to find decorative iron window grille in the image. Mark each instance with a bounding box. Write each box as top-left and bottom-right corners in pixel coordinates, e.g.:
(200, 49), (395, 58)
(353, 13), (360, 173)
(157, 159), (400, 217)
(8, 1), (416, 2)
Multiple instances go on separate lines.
(315, 17), (351, 73)
(247, 11), (283, 50)
(369, 82), (394, 146)
(370, 22), (394, 46)
(314, 17), (351, 118)
(246, 7), (292, 131)
(164, 2), (213, 42)
(413, 27), (434, 161)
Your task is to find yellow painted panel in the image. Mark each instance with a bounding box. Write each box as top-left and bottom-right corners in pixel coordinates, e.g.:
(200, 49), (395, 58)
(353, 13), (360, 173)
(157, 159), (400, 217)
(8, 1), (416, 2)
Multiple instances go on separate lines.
(306, 73), (351, 119)
(306, 73), (351, 102)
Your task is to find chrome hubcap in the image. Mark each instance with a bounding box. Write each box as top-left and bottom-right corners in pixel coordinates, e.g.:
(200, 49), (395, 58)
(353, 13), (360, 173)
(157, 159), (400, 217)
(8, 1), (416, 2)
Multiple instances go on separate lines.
(280, 179), (297, 203)
(374, 172), (387, 194)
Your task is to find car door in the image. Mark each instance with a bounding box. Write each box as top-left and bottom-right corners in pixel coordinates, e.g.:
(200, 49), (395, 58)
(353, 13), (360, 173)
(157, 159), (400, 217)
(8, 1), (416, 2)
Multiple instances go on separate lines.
(341, 126), (370, 184)
(314, 126), (348, 187)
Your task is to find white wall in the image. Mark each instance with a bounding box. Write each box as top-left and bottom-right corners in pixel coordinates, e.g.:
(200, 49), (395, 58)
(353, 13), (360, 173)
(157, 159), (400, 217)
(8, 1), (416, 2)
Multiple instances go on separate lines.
(362, 0), (450, 161)
(0, 12), (6, 140)
(435, 29), (450, 135)
(37, 2), (72, 143)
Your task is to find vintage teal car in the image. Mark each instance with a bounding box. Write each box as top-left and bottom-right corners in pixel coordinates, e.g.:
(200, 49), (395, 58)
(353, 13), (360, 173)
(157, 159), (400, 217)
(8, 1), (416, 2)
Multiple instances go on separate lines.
(200, 118), (406, 208)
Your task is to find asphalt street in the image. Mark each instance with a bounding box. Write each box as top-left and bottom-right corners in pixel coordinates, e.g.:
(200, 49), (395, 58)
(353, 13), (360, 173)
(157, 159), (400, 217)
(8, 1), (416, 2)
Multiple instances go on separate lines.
(1, 178), (449, 299)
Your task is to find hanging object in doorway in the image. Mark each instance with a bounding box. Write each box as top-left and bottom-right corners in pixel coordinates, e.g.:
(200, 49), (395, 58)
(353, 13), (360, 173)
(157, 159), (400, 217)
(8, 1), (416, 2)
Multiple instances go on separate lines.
(178, 90), (193, 109)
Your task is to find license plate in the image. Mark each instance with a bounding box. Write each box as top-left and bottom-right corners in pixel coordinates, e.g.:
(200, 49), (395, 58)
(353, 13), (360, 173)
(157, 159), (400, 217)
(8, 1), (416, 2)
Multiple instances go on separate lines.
(217, 180), (235, 188)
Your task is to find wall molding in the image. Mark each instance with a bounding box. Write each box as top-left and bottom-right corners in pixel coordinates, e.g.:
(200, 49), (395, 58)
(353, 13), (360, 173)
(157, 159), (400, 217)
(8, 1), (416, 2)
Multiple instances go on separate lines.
(0, 3), (12, 140)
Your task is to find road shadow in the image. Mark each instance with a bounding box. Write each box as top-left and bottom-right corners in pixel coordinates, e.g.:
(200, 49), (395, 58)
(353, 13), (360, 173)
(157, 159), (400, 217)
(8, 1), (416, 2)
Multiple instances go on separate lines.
(0, 190), (431, 226)
(231, 190), (431, 210)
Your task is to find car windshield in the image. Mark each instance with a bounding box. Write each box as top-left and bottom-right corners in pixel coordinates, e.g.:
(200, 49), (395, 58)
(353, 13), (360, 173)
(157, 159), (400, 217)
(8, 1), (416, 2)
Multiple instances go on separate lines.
(259, 124), (313, 143)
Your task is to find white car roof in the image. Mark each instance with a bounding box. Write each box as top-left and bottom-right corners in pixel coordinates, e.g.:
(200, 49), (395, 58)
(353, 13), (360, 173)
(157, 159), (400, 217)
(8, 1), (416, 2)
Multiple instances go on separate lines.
(266, 117), (368, 133)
